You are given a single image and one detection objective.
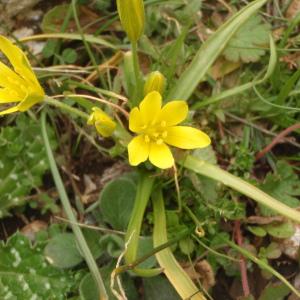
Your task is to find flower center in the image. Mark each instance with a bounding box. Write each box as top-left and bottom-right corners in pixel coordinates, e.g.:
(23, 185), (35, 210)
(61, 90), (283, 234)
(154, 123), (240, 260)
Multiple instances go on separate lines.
(143, 121), (168, 145)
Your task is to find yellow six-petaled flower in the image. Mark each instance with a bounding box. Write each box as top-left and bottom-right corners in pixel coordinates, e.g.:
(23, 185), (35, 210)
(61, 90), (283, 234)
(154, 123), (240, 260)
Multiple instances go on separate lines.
(0, 35), (44, 115)
(128, 91), (211, 169)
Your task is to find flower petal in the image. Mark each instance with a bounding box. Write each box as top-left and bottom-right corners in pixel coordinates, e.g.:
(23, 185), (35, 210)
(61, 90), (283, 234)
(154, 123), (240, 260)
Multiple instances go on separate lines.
(165, 126), (211, 149)
(0, 36), (40, 88)
(0, 88), (21, 103)
(17, 93), (44, 112)
(129, 107), (144, 133)
(158, 101), (188, 126)
(128, 135), (150, 166)
(139, 91), (162, 125)
(149, 142), (174, 169)
(0, 105), (19, 116)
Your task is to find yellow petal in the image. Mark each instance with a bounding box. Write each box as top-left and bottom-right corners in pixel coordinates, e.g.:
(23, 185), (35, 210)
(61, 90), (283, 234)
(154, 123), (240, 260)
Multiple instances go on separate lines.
(149, 142), (174, 169)
(17, 93), (44, 112)
(165, 126), (211, 149)
(0, 105), (19, 116)
(0, 36), (40, 88)
(0, 88), (21, 103)
(129, 107), (144, 133)
(158, 101), (188, 126)
(128, 135), (150, 166)
(139, 91), (162, 125)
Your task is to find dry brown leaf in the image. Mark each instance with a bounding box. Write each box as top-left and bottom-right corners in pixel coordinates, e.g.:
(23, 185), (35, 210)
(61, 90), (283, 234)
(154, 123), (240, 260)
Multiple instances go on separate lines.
(286, 0), (300, 19)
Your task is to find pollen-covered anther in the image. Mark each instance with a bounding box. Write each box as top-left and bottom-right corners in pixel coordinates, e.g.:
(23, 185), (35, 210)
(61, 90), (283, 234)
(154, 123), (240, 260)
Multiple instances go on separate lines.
(156, 138), (163, 145)
(144, 135), (150, 143)
(160, 121), (166, 127)
(162, 131), (168, 138)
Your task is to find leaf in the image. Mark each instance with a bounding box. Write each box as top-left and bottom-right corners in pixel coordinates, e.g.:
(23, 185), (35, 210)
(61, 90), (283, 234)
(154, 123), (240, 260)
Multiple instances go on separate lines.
(247, 226), (267, 237)
(223, 15), (270, 63)
(0, 233), (80, 300)
(0, 115), (57, 218)
(264, 222), (295, 239)
(99, 177), (136, 230)
(143, 275), (181, 300)
(259, 161), (300, 216)
(167, 0), (267, 100)
(62, 48), (78, 64)
(44, 233), (83, 269)
(258, 282), (290, 300)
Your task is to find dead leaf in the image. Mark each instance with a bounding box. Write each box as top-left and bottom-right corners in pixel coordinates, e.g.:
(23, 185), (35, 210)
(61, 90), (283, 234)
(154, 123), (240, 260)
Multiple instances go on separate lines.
(286, 0), (300, 19)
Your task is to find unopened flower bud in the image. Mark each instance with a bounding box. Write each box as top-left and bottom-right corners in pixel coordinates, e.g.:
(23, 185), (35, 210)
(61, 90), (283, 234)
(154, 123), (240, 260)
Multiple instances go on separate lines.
(87, 107), (116, 137)
(116, 0), (145, 43)
(144, 71), (166, 96)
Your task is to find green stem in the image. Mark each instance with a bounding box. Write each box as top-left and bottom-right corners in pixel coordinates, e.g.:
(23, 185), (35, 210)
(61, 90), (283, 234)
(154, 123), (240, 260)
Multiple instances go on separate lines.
(116, 228), (191, 275)
(182, 155), (300, 224)
(44, 96), (89, 120)
(124, 173), (160, 276)
(41, 112), (108, 300)
(152, 188), (206, 300)
(131, 42), (143, 105)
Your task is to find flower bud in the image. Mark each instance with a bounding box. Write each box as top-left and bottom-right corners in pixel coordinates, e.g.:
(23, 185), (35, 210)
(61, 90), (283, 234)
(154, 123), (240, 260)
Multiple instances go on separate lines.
(116, 0), (145, 43)
(87, 107), (116, 137)
(144, 71), (166, 96)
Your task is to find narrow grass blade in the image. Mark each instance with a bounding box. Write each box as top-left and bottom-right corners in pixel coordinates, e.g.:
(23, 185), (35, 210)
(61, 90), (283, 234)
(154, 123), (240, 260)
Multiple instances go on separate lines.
(182, 155), (300, 224)
(167, 0), (267, 101)
(193, 34), (277, 109)
(41, 112), (108, 300)
(153, 189), (207, 300)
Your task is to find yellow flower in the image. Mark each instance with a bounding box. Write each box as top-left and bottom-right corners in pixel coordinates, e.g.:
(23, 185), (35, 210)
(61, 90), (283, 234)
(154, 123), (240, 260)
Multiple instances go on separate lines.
(0, 35), (44, 115)
(116, 0), (145, 43)
(87, 107), (116, 137)
(128, 91), (211, 169)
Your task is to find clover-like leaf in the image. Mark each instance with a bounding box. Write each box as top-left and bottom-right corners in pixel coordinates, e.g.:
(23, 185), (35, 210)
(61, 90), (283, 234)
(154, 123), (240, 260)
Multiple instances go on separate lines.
(222, 15), (270, 63)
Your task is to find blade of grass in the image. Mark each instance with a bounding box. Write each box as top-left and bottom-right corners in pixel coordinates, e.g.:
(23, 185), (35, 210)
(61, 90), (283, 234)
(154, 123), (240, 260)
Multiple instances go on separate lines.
(167, 0), (267, 101)
(192, 34), (276, 109)
(152, 188), (207, 300)
(41, 112), (108, 300)
(182, 155), (300, 224)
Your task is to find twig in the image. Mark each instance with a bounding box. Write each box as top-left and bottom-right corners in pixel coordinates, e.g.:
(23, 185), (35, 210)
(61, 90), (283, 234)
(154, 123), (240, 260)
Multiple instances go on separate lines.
(256, 123), (300, 160)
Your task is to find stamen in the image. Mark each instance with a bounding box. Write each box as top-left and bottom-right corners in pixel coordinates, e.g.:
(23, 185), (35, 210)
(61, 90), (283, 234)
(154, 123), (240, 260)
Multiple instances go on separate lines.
(161, 121), (166, 127)
(156, 139), (163, 145)
(144, 135), (150, 143)
(162, 131), (168, 138)
(153, 132), (159, 138)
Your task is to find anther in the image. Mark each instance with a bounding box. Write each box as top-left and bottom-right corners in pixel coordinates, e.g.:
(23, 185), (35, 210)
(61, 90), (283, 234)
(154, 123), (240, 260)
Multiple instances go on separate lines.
(156, 139), (163, 145)
(162, 131), (168, 138)
(144, 135), (150, 143)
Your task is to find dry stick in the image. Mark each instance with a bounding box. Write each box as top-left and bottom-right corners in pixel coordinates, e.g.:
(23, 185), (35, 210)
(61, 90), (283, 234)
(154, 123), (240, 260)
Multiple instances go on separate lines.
(234, 220), (250, 297)
(255, 123), (300, 160)
(52, 94), (129, 119)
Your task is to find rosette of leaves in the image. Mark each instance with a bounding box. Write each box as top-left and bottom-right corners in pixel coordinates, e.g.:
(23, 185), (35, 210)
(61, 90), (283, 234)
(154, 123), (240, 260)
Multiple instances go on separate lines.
(222, 15), (270, 63)
(0, 232), (81, 300)
(0, 115), (57, 218)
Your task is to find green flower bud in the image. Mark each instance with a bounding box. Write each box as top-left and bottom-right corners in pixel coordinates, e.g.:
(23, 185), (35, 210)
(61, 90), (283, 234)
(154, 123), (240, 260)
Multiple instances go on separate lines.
(116, 0), (145, 43)
(87, 107), (116, 137)
(144, 71), (166, 96)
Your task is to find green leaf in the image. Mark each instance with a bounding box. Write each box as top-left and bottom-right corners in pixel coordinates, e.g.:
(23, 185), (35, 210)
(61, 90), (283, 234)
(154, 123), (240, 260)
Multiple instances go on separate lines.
(99, 177), (136, 230)
(222, 15), (269, 63)
(167, 0), (267, 100)
(143, 276), (181, 300)
(62, 48), (78, 64)
(0, 115), (57, 218)
(44, 233), (83, 269)
(247, 226), (267, 237)
(259, 161), (300, 216)
(0, 233), (79, 300)
(258, 283), (290, 300)
(264, 222), (295, 239)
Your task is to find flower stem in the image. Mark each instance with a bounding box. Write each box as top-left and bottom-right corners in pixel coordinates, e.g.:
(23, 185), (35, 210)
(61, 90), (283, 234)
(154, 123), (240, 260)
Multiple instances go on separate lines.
(131, 41), (143, 105)
(44, 96), (89, 120)
(41, 112), (108, 300)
